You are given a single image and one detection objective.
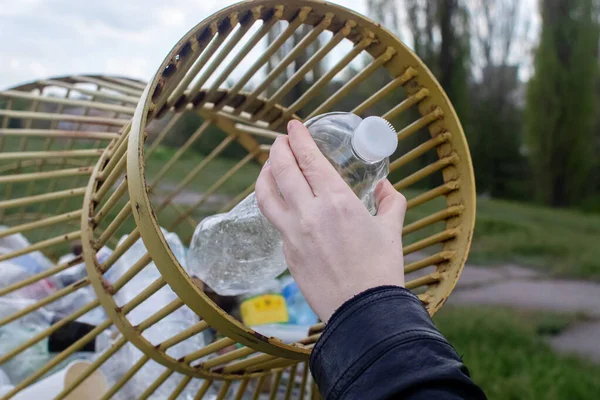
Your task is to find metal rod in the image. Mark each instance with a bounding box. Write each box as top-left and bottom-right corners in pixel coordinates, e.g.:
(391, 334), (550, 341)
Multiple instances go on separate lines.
(154, 135), (236, 214)
(121, 277), (166, 315)
(269, 370), (283, 400)
(148, 120), (212, 187)
(0, 148), (104, 161)
(382, 88), (429, 121)
(0, 128), (119, 140)
(234, 123), (282, 139)
(158, 321), (210, 350)
(73, 76), (144, 97)
(403, 229), (460, 255)
(389, 132), (450, 172)
(406, 181), (460, 210)
(219, 7), (301, 111)
(204, 12), (289, 104)
(396, 107), (444, 141)
(138, 369), (174, 400)
(99, 229), (140, 273)
(167, 150), (256, 229)
(219, 182), (255, 212)
(94, 153), (126, 201)
(247, 358), (300, 373)
(0, 109), (130, 126)
(186, 14), (260, 103)
(1, 320), (113, 400)
(299, 362), (309, 400)
(38, 79), (140, 104)
(352, 67), (418, 115)
(406, 272), (442, 290)
(0, 90), (135, 114)
(404, 251), (455, 274)
(102, 76), (147, 90)
(182, 338), (236, 363)
(162, 17), (233, 111)
(241, 12), (334, 110)
(0, 98), (13, 152)
(55, 336), (128, 400)
(216, 380), (233, 400)
(284, 364), (299, 400)
(244, 20), (355, 118)
(306, 46), (397, 119)
(0, 299), (99, 366)
(0, 166), (93, 184)
(0, 230), (81, 263)
(194, 380), (214, 400)
(199, 346), (256, 370)
(0, 255), (82, 297)
(168, 202), (199, 230)
(136, 299), (185, 331)
(0, 278), (90, 328)
(96, 202), (132, 248)
(101, 354), (150, 400)
(145, 113), (184, 157)
(169, 375), (193, 400)
(403, 206), (464, 235)
(393, 154), (458, 191)
(110, 252), (152, 293)
(233, 379), (250, 400)
(92, 180), (128, 225)
(268, 35), (373, 127)
(0, 210), (81, 239)
(251, 376), (266, 400)
(222, 354), (276, 374)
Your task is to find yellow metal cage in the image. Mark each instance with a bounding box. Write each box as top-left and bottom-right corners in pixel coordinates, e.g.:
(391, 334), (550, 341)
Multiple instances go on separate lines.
(0, 1), (475, 399)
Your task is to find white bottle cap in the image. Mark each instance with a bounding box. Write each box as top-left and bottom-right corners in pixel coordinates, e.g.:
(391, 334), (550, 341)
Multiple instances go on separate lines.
(351, 116), (398, 162)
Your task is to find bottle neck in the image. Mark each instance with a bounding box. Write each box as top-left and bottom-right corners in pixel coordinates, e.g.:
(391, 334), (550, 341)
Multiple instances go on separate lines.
(350, 135), (383, 165)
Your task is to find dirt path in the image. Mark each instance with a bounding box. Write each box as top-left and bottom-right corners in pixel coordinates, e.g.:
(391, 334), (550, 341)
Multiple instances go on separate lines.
(448, 261), (600, 363)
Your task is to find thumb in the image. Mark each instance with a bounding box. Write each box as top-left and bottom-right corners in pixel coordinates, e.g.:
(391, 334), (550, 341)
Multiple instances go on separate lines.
(374, 180), (407, 229)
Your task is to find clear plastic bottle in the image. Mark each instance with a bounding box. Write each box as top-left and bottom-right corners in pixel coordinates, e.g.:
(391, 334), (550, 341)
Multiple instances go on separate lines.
(186, 113), (397, 296)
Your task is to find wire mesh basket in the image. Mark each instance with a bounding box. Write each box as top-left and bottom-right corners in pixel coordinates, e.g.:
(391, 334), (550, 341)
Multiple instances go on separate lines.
(0, 1), (475, 399)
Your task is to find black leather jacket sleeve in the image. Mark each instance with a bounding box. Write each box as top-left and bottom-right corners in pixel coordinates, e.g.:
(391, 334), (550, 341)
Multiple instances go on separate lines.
(309, 286), (487, 400)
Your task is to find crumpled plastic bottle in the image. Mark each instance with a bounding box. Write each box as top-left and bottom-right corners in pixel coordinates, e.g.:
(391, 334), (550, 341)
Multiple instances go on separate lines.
(100, 229), (209, 400)
(186, 113), (397, 296)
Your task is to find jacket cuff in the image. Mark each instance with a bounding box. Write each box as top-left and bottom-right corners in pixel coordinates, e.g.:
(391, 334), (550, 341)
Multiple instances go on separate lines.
(309, 286), (449, 399)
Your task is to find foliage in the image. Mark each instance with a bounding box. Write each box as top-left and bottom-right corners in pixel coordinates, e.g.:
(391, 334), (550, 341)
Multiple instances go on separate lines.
(525, 0), (600, 207)
(404, 189), (600, 279)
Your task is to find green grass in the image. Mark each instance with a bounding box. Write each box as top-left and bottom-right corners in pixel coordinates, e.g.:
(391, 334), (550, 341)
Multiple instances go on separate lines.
(403, 189), (600, 280)
(145, 145), (261, 196)
(434, 306), (600, 400)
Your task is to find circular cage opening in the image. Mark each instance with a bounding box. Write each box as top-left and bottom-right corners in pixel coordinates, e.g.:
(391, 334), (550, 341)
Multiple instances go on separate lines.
(1, 1), (475, 399)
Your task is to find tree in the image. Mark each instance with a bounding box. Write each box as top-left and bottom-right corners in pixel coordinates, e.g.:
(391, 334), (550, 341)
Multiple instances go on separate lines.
(525, 0), (599, 206)
(468, 0), (531, 198)
(266, 22), (323, 110)
(366, 0), (400, 34)
(405, 0), (471, 121)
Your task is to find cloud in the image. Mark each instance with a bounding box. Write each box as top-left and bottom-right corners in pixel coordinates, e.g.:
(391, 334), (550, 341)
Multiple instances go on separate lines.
(0, 0), (426, 90)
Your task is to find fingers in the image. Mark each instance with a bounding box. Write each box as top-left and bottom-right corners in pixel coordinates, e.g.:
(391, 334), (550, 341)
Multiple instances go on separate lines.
(255, 163), (289, 232)
(268, 135), (315, 208)
(374, 180), (407, 229)
(287, 119), (348, 195)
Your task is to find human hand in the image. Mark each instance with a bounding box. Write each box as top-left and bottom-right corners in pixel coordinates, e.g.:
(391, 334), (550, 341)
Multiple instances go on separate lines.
(255, 119), (406, 322)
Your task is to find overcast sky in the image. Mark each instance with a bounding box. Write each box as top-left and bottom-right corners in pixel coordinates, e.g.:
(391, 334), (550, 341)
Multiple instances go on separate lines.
(0, 0), (536, 90)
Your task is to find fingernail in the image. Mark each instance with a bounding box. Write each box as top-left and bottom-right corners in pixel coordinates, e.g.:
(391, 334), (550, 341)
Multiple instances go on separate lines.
(287, 119), (301, 133)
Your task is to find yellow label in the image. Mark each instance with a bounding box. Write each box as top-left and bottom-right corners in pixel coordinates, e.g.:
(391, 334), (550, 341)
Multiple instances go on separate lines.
(241, 294), (289, 326)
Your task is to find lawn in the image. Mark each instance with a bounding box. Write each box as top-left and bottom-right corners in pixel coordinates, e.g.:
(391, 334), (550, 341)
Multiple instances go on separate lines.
(434, 306), (600, 400)
(403, 189), (600, 280)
